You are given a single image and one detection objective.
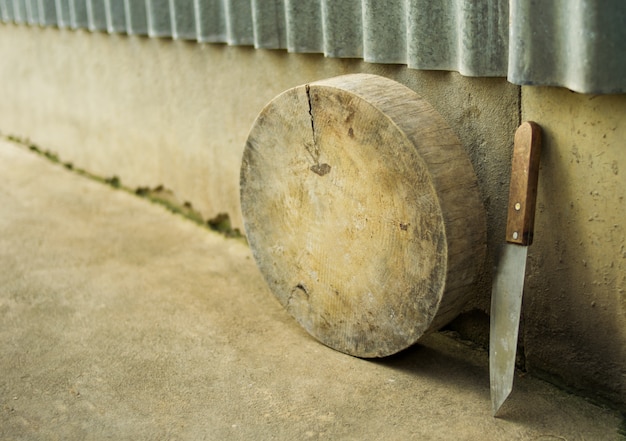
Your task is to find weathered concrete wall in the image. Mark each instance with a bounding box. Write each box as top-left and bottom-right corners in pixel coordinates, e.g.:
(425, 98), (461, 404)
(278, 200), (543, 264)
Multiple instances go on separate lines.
(1, 24), (624, 407)
(522, 88), (626, 406)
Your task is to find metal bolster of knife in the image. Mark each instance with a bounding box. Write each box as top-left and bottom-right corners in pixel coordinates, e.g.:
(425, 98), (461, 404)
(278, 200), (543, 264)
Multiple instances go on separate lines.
(505, 122), (542, 246)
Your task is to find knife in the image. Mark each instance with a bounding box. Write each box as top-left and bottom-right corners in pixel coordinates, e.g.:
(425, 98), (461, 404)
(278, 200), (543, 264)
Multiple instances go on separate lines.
(490, 121), (542, 416)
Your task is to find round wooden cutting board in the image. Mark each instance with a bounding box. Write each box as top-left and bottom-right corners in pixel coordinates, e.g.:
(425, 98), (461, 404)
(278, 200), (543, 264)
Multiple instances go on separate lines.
(240, 74), (486, 358)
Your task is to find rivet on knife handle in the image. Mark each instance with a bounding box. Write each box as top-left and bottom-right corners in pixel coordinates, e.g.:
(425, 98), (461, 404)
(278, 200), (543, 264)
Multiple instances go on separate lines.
(506, 122), (542, 246)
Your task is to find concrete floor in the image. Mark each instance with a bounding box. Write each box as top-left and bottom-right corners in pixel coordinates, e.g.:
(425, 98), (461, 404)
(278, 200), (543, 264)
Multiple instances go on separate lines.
(0, 139), (622, 440)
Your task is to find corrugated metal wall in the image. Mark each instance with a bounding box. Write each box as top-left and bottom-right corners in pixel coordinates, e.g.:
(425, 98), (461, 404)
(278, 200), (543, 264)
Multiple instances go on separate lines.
(0, 0), (624, 93)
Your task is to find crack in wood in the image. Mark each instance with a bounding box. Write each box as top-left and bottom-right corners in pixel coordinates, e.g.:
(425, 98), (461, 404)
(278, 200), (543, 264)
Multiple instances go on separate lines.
(304, 84), (332, 176)
(304, 84), (319, 163)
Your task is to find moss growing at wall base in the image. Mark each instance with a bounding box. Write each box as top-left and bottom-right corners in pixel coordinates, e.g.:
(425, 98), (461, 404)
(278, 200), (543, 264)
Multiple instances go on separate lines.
(3, 134), (245, 242)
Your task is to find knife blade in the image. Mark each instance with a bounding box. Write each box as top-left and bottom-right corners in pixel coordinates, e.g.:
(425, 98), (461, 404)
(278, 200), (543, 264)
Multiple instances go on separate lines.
(490, 121), (542, 416)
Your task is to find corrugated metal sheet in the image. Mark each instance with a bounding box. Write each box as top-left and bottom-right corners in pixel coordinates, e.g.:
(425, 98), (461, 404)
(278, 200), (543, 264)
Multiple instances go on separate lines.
(509, 0), (626, 94)
(70, 0), (88, 29)
(124, 0), (147, 35)
(0, 0), (624, 93)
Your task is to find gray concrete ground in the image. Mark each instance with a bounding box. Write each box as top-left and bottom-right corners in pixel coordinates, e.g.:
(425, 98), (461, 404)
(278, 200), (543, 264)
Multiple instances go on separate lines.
(0, 139), (623, 440)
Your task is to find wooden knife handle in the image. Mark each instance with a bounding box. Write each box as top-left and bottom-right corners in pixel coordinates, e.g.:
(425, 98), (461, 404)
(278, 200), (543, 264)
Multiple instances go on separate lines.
(506, 121), (542, 246)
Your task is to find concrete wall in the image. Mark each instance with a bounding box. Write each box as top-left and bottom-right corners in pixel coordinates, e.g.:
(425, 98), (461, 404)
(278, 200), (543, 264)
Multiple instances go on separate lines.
(0, 24), (624, 407)
(522, 88), (626, 406)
